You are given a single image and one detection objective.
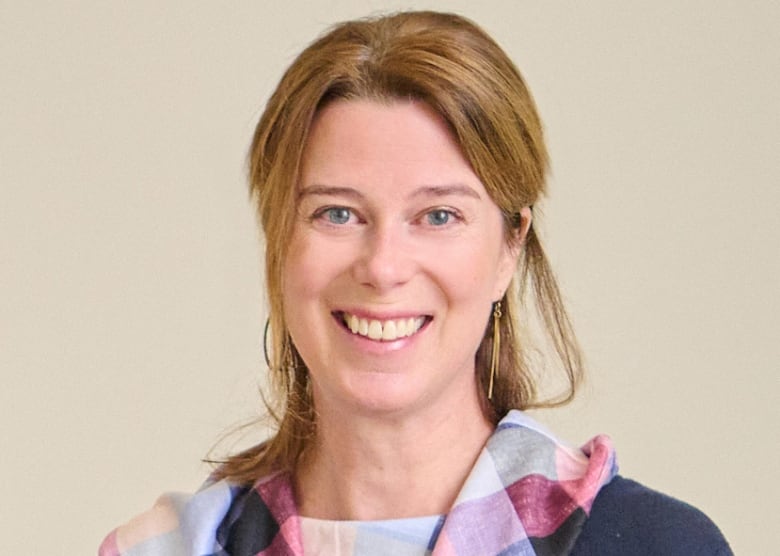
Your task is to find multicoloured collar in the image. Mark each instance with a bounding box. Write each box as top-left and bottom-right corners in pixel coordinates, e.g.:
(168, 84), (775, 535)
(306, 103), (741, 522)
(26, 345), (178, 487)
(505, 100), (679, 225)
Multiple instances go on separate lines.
(100, 411), (617, 555)
(215, 411), (618, 555)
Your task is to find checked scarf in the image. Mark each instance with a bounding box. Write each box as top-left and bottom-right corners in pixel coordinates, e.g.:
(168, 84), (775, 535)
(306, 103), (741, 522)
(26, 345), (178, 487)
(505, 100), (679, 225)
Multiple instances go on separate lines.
(100, 411), (617, 555)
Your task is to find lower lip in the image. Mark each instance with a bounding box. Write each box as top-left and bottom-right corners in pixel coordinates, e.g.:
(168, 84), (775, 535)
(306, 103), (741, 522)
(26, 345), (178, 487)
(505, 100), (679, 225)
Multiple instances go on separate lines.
(333, 314), (430, 353)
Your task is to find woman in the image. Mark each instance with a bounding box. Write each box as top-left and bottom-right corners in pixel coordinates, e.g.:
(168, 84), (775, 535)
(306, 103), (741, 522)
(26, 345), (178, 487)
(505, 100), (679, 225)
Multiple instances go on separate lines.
(100, 11), (731, 555)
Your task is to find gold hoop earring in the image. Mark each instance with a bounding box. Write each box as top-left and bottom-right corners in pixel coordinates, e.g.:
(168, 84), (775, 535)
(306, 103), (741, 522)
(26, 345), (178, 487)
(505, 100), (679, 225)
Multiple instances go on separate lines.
(263, 318), (299, 373)
(263, 318), (272, 368)
(488, 301), (502, 400)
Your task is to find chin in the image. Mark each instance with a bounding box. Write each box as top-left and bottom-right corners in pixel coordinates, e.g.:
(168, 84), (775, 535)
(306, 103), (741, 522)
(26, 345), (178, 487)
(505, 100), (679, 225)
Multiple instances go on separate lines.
(326, 377), (429, 418)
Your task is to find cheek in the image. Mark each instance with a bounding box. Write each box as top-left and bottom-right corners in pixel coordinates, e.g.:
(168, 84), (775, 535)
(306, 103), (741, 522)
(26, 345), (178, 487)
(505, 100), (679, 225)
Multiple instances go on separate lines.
(283, 265), (316, 310)
(281, 235), (316, 307)
(282, 232), (350, 305)
(441, 235), (510, 301)
(281, 240), (330, 354)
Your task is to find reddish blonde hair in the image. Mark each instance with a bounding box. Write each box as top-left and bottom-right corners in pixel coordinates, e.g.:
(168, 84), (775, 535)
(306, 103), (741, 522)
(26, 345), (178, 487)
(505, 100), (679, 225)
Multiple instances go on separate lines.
(216, 10), (581, 484)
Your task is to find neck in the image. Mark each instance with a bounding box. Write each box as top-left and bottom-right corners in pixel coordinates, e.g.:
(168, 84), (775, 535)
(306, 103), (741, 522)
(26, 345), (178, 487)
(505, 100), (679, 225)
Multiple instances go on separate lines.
(295, 390), (493, 521)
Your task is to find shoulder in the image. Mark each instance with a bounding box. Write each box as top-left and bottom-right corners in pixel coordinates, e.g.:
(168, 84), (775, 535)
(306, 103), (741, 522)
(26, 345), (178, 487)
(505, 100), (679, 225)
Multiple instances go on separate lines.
(572, 476), (732, 556)
(98, 479), (244, 556)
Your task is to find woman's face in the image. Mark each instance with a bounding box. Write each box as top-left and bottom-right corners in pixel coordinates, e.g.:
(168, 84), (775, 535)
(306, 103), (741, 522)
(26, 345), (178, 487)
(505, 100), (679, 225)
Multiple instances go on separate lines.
(282, 99), (518, 418)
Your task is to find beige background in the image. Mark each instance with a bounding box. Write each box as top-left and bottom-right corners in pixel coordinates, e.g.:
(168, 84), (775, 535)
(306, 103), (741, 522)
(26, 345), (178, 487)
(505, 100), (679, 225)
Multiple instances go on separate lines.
(2, 2), (777, 554)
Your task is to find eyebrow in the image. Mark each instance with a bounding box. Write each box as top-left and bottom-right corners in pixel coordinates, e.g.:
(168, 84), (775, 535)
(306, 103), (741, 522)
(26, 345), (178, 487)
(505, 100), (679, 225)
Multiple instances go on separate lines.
(410, 184), (481, 200)
(298, 185), (365, 200)
(298, 184), (481, 201)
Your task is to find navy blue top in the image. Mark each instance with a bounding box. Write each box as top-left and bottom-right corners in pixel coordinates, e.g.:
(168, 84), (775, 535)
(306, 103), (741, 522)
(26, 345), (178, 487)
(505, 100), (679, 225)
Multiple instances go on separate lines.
(571, 476), (732, 555)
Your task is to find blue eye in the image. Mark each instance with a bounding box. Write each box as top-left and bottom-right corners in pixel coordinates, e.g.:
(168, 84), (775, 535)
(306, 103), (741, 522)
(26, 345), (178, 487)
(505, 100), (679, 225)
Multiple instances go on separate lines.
(426, 209), (452, 226)
(324, 207), (352, 225)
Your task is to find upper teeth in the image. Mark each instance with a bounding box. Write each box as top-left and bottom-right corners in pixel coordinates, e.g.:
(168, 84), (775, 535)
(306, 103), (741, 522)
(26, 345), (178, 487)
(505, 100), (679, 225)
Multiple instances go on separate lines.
(344, 313), (425, 341)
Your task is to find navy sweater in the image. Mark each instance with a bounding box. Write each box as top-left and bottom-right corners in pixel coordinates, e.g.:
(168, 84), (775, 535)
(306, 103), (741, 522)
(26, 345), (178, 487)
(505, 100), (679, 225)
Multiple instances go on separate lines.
(571, 476), (732, 555)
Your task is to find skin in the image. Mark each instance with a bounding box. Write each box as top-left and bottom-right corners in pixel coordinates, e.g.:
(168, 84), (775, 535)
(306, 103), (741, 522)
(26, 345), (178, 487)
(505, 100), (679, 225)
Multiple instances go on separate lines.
(282, 99), (529, 519)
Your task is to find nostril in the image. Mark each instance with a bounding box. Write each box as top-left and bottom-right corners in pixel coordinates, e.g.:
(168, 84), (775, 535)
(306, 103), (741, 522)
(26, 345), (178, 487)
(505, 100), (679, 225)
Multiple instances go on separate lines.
(352, 233), (416, 291)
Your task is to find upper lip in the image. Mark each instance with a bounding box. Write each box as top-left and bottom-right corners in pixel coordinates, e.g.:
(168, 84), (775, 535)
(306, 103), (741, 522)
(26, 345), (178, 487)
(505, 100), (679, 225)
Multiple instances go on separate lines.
(334, 309), (432, 320)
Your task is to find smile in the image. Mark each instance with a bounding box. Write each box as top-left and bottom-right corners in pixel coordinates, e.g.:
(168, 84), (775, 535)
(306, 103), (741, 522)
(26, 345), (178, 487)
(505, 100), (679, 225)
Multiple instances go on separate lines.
(337, 312), (429, 341)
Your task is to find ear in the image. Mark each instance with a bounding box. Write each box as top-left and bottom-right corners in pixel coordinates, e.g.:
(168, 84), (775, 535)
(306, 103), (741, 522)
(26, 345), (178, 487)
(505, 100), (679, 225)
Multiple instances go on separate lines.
(493, 206), (532, 300)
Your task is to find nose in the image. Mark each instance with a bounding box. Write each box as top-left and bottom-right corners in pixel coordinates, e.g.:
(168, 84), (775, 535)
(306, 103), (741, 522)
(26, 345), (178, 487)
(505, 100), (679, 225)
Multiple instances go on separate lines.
(352, 222), (414, 292)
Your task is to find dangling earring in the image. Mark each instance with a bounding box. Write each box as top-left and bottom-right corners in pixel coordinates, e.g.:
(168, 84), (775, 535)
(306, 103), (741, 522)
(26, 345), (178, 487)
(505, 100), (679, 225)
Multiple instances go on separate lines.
(488, 301), (502, 400)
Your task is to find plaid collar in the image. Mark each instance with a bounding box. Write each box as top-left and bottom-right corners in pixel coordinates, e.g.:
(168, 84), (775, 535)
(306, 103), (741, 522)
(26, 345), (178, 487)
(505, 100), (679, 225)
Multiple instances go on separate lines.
(214, 411), (618, 555)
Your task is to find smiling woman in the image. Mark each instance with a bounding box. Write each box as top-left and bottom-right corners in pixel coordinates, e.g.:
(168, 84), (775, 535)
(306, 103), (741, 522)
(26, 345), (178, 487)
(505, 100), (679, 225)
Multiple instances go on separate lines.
(99, 10), (732, 556)
(283, 100), (519, 428)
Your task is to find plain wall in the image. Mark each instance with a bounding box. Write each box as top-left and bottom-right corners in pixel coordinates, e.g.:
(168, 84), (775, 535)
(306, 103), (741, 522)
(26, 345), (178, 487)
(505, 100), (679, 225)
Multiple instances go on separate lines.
(2, 2), (777, 554)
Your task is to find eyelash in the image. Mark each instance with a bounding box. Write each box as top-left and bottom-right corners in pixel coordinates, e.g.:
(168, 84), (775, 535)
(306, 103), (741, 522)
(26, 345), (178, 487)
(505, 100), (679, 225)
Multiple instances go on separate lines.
(424, 208), (461, 227)
(310, 206), (360, 225)
(309, 206), (464, 228)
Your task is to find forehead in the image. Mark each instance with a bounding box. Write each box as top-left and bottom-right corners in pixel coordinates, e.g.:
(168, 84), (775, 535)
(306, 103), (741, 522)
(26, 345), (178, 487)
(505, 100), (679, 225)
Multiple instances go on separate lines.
(299, 99), (480, 189)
